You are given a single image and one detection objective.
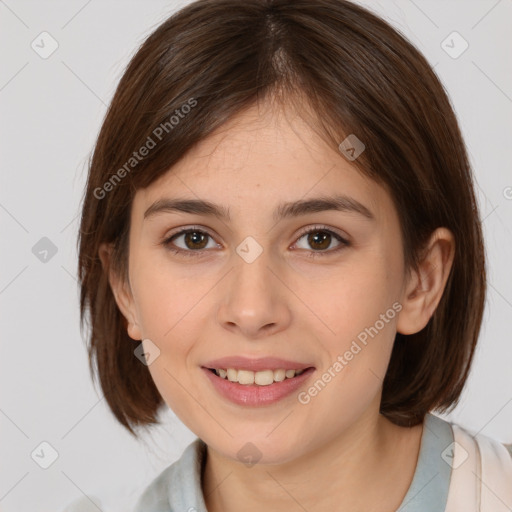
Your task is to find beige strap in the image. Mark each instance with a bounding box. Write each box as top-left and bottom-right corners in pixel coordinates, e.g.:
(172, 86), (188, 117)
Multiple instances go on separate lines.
(476, 433), (512, 510)
(445, 423), (512, 511)
(444, 424), (479, 512)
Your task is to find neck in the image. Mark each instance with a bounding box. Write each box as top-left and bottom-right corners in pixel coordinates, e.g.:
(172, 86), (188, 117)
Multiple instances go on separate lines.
(202, 408), (423, 512)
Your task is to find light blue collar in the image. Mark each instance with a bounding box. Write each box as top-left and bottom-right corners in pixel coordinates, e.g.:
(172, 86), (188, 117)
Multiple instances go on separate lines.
(397, 412), (453, 511)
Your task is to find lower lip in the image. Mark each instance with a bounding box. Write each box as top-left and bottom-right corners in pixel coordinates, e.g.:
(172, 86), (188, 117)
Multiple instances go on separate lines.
(201, 367), (315, 407)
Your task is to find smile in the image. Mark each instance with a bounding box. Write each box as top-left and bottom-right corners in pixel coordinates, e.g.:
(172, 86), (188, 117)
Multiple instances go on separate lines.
(202, 366), (315, 407)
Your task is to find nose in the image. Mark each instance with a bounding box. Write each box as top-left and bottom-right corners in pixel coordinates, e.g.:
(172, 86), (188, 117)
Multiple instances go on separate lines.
(216, 247), (292, 339)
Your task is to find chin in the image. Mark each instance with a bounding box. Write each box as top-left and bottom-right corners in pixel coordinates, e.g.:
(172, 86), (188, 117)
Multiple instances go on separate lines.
(207, 432), (307, 467)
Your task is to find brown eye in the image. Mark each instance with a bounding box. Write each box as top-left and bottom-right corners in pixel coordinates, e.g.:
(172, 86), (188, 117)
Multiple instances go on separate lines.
(294, 226), (350, 257)
(181, 231), (209, 250)
(163, 227), (217, 256)
(306, 231), (332, 251)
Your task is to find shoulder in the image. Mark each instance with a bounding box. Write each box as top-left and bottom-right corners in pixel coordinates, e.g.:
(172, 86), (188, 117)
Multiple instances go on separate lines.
(131, 462), (180, 512)
(443, 417), (512, 512)
(60, 484), (143, 512)
(133, 437), (207, 512)
(450, 420), (512, 467)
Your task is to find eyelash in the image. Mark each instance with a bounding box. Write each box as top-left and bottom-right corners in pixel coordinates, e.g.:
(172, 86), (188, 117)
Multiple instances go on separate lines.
(161, 224), (350, 259)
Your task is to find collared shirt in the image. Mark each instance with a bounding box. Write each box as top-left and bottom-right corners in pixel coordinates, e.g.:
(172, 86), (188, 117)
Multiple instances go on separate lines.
(133, 412), (455, 511)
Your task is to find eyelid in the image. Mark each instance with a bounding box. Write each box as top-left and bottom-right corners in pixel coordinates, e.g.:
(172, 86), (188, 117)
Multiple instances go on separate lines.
(164, 224), (214, 239)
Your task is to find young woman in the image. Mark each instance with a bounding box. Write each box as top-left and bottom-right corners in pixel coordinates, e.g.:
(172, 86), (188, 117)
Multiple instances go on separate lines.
(74, 0), (512, 510)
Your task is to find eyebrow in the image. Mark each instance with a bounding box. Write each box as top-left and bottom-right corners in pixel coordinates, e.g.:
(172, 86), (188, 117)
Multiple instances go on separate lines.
(143, 195), (375, 222)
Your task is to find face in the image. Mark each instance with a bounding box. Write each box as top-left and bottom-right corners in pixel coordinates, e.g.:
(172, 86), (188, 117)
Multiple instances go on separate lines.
(113, 101), (413, 465)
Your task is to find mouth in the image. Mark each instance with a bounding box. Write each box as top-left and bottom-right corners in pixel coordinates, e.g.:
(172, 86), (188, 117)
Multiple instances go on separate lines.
(201, 364), (316, 407)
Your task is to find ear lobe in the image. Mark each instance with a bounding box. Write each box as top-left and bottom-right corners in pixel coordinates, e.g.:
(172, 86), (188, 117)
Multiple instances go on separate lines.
(98, 242), (142, 340)
(396, 228), (455, 335)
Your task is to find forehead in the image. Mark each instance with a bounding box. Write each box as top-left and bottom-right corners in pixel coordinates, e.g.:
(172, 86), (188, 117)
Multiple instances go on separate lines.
(133, 102), (390, 221)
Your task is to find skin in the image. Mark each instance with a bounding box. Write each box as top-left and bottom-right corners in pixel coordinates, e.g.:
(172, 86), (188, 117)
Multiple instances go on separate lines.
(101, 99), (455, 511)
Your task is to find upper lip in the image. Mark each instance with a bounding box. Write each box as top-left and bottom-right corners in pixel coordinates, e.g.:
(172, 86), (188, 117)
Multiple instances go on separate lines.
(202, 356), (315, 372)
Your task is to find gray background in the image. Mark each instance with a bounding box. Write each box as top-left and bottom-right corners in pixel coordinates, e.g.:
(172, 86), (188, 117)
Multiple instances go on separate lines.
(1, 0), (511, 510)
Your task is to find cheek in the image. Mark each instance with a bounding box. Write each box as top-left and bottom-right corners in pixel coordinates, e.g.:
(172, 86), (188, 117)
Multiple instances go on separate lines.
(313, 261), (398, 339)
(307, 256), (400, 399)
(130, 255), (210, 340)
(132, 264), (207, 418)
(129, 257), (216, 388)
(304, 313), (397, 434)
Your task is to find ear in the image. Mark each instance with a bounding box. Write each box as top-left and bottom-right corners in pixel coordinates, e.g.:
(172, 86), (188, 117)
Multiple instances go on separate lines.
(396, 227), (455, 335)
(98, 242), (142, 341)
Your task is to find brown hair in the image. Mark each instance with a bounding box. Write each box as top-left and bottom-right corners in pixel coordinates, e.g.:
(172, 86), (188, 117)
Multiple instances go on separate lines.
(77, 0), (486, 436)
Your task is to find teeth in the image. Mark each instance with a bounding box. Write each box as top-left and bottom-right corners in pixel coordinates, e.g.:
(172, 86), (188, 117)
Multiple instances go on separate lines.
(214, 367), (307, 385)
(227, 368), (238, 382)
(237, 370), (254, 385)
(255, 370), (274, 386)
(273, 369), (286, 382)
